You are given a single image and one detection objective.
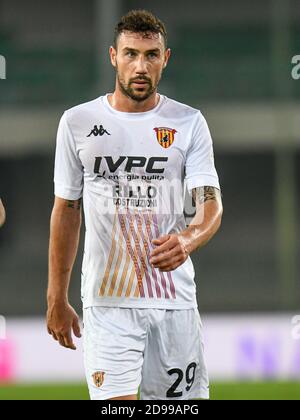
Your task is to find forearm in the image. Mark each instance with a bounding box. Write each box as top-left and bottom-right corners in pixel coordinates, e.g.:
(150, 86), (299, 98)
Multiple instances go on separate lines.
(180, 201), (222, 254)
(150, 187), (222, 272)
(0, 199), (6, 227)
(48, 198), (82, 304)
(179, 187), (223, 255)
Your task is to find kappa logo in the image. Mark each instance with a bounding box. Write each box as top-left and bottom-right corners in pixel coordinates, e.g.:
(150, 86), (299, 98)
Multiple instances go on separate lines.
(154, 127), (177, 149)
(92, 371), (105, 388)
(87, 125), (111, 137)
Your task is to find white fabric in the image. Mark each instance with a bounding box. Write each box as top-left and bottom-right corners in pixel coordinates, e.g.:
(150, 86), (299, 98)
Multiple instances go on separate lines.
(54, 94), (220, 310)
(83, 306), (209, 400)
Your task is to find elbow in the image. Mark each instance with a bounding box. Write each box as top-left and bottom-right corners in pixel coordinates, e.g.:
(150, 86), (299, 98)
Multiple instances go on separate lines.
(214, 204), (223, 235)
(218, 205), (224, 229)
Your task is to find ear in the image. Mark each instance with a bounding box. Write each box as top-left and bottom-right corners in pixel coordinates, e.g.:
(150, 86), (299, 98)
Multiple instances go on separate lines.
(110, 46), (117, 68)
(163, 48), (171, 69)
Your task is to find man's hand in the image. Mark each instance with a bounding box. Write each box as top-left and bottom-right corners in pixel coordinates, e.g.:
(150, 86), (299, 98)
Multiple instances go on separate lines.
(149, 187), (223, 272)
(47, 301), (81, 350)
(150, 234), (190, 272)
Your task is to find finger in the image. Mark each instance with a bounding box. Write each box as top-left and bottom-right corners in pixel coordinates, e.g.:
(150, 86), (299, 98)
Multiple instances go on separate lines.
(151, 235), (170, 246)
(57, 334), (67, 348)
(63, 330), (76, 350)
(157, 257), (185, 271)
(57, 333), (75, 350)
(159, 263), (181, 272)
(150, 245), (181, 265)
(49, 330), (59, 341)
(153, 251), (186, 269)
(151, 237), (176, 257)
(72, 318), (82, 338)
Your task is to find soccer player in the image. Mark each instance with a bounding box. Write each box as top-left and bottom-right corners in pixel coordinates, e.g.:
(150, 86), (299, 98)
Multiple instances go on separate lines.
(0, 199), (5, 227)
(47, 10), (223, 401)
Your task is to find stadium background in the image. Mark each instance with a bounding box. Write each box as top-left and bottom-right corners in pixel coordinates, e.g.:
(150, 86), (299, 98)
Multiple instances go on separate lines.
(0, 0), (299, 400)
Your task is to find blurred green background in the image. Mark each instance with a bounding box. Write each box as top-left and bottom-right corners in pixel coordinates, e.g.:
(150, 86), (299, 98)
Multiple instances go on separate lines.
(1, 382), (300, 401)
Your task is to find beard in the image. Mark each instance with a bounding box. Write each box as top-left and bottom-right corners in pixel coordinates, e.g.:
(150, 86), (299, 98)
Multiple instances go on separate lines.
(116, 67), (159, 102)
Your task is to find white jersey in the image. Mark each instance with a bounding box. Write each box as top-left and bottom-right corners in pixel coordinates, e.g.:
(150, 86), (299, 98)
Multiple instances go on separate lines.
(54, 94), (220, 310)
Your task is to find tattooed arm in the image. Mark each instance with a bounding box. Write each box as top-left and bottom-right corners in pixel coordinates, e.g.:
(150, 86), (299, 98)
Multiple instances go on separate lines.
(150, 187), (223, 272)
(183, 186), (223, 253)
(0, 199), (6, 227)
(47, 197), (82, 350)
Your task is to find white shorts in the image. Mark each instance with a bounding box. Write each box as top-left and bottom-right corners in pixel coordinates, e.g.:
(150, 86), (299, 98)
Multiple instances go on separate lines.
(83, 307), (209, 400)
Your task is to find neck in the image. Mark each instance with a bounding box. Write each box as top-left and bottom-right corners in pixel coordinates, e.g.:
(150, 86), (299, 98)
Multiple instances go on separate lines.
(108, 83), (160, 113)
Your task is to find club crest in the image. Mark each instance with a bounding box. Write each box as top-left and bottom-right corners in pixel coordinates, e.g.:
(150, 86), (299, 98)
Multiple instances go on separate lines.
(154, 127), (177, 148)
(92, 371), (105, 388)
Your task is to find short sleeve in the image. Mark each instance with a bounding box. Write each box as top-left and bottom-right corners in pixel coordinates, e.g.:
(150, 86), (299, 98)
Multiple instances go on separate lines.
(185, 112), (220, 193)
(54, 113), (83, 200)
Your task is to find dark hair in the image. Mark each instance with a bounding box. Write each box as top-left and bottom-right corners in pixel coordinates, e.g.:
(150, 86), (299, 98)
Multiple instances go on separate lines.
(114, 10), (168, 49)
